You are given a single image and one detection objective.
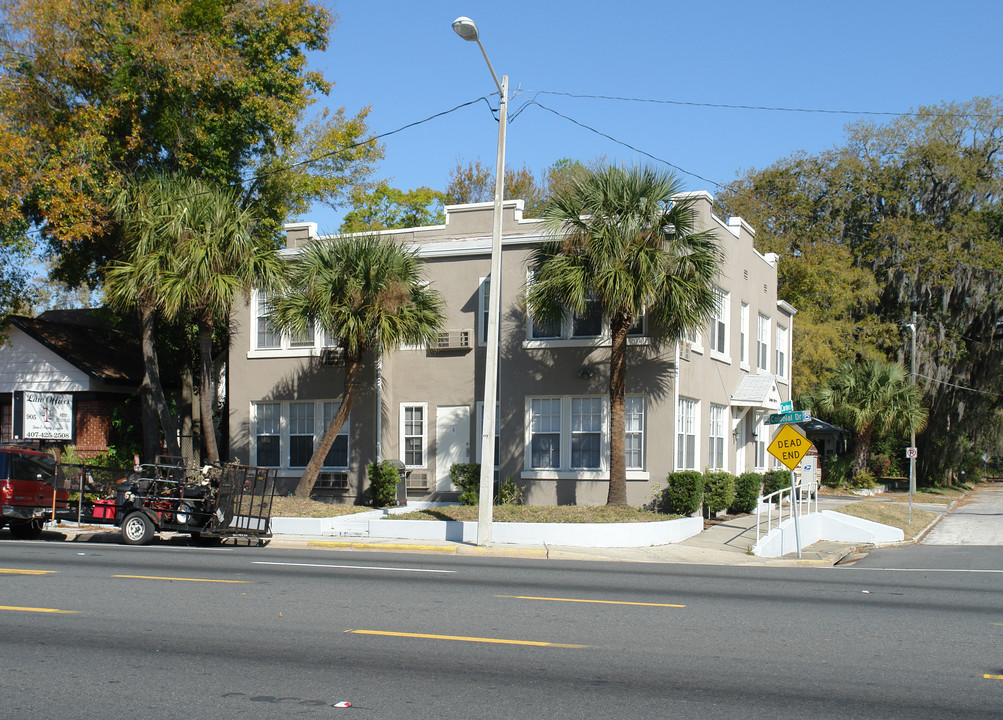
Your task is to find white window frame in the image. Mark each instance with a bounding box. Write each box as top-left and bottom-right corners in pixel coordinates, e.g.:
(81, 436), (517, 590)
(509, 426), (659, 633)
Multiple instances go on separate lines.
(740, 302), (750, 370)
(757, 314), (771, 372)
(676, 396), (699, 471)
(776, 325), (789, 383)
(287, 401), (315, 468)
(252, 402), (281, 468)
(709, 404), (726, 471)
(709, 287), (730, 362)
(400, 402), (428, 469)
(524, 272), (649, 349)
(625, 395), (645, 471)
(249, 289), (332, 357)
(478, 276), (490, 346)
(754, 417), (768, 471)
(522, 395), (648, 480)
(250, 400), (351, 473)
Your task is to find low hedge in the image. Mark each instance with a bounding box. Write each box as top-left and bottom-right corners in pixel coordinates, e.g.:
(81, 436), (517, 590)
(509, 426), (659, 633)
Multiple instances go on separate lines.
(731, 472), (762, 514)
(703, 471), (736, 515)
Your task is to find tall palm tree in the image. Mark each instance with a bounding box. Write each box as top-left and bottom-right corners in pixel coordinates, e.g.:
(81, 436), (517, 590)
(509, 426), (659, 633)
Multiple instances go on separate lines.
(158, 176), (284, 465)
(268, 234), (445, 496)
(527, 165), (722, 505)
(813, 356), (927, 476)
(106, 175), (183, 462)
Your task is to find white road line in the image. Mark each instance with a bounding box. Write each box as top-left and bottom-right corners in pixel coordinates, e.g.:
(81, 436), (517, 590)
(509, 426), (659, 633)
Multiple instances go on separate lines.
(252, 561), (455, 574)
(843, 567), (1003, 574)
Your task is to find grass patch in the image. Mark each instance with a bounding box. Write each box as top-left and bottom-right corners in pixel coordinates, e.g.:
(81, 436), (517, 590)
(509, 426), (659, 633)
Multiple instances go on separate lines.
(834, 501), (937, 541)
(271, 497), (371, 518)
(387, 505), (678, 523)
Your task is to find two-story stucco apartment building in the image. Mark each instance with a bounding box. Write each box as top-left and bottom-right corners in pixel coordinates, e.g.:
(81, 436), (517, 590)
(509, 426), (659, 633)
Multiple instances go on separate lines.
(227, 192), (795, 504)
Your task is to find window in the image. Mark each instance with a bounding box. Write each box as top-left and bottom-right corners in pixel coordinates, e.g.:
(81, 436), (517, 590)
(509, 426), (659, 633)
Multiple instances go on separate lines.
(253, 289), (325, 352)
(570, 397), (602, 469)
(322, 402), (350, 467)
(757, 314), (770, 371)
(710, 288), (729, 357)
(709, 404), (726, 470)
(255, 292), (280, 349)
(401, 403), (427, 468)
(479, 276), (490, 345)
(530, 398), (562, 469)
(572, 296), (602, 338)
(676, 397), (697, 470)
(755, 418), (767, 470)
(625, 396), (645, 470)
(740, 303), (749, 367)
(776, 325), (789, 381)
(254, 402), (281, 467)
(524, 395), (646, 475)
(525, 273), (618, 342)
(288, 402), (314, 467)
(251, 401), (350, 471)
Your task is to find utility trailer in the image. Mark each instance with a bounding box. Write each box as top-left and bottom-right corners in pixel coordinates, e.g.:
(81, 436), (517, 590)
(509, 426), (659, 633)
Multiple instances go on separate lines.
(54, 462), (277, 546)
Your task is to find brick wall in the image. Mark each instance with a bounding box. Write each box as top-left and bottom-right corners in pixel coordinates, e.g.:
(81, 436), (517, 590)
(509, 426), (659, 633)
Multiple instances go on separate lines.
(75, 398), (115, 459)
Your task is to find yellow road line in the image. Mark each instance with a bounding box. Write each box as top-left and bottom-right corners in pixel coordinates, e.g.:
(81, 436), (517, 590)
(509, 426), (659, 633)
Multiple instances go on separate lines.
(0, 568), (57, 575)
(0, 605), (79, 614)
(498, 594), (685, 608)
(345, 629), (588, 649)
(985, 674), (1003, 680)
(112, 574), (251, 584)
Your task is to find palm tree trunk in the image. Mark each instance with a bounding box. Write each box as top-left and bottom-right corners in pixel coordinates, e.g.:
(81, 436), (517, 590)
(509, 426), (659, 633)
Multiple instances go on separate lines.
(295, 354), (363, 497)
(607, 316), (630, 505)
(138, 303), (181, 462)
(198, 318), (220, 465)
(853, 424), (875, 476)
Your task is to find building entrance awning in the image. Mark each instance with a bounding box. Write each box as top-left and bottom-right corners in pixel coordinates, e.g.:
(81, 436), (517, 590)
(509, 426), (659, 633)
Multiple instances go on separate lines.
(730, 374), (782, 411)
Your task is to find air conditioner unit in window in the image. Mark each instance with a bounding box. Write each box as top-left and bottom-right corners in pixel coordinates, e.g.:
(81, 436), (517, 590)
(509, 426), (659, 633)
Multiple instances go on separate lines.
(314, 472), (349, 491)
(406, 473), (430, 491)
(680, 344), (691, 362)
(429, 329), (473, 352)
(321, 347), (345, 366)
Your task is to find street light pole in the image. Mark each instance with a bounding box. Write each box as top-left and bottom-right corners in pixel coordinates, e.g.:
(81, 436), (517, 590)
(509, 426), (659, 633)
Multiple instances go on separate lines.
(908, 312), (917, 524)
(453, 16), (507, 546)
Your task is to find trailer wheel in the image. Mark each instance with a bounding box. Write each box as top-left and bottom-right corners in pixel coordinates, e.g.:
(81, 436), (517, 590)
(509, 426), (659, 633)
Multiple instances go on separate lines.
(121, 512), (155, 546)
(8, 520), (43, 540)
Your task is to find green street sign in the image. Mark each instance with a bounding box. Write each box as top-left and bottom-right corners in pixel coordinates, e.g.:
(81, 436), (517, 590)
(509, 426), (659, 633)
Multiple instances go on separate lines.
(766, 410), (812, 425)
(780, 401), (793, 413)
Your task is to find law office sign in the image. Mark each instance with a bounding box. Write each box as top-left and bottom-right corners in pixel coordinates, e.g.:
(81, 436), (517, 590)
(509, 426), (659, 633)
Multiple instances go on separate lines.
(13, 391), (75, 441)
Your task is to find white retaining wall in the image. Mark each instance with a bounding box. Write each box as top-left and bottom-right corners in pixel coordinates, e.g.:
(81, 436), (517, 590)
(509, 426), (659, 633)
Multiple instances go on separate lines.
(753, 510), (904, 557)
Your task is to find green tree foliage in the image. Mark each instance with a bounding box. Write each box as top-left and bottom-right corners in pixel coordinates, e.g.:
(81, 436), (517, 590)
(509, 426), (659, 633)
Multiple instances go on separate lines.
(813, 357), (928, 476)
(0, 0), (382, 287)
(528, 164), (723, 505)
(340, 182), (446, 232)
(717, 96), (1003, 483)
(443, 158), (592, 218)
(267, 234), (445, 495)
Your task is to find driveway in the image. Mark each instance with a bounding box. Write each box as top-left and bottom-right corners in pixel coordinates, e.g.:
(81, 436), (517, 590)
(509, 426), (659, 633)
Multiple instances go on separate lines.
(921, 483), (1003, 545)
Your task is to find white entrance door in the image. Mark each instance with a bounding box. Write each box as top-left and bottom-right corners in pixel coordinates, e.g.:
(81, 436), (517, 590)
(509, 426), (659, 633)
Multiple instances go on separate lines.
(435, 406), (470, 491)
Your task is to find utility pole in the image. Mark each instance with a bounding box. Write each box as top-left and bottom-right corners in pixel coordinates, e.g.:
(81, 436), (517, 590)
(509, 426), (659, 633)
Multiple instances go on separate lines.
(908, 312), (917, 524)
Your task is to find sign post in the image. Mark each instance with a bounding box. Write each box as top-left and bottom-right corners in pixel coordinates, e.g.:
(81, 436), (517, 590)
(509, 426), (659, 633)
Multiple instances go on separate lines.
(905, 446), (918, 523)
(767, 423), (813, 558)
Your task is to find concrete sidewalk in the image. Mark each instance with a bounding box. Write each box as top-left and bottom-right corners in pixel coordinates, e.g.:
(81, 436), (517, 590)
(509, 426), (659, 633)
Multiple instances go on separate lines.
(36, 493), (953, 567)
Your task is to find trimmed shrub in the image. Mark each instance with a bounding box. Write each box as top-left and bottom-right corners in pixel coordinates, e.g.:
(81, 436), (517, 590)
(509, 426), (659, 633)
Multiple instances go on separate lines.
(822, 456), (852, 488)
(449, 463), (481, 505)
(762, 468), (791, 503)
(665, 471), (704, 516)
(850, 471), (876, 490)
(731, 472), (763, 514)
(496, 478), (524, 505)
(703, 471), (736, 515)
(367, 460), (401, 508)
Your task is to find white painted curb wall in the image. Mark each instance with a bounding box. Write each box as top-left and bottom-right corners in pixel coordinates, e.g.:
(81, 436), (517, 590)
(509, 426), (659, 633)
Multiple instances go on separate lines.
(271, 511), (704, 548)
(753, 510), (904, 557)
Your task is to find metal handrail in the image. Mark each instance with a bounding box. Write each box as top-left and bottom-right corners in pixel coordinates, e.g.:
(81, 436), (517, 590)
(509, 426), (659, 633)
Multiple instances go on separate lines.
(756, 480), (818, 545)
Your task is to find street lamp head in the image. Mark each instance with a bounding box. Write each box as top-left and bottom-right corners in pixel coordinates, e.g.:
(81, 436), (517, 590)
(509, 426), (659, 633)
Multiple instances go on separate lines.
(452, 16), (479, 42)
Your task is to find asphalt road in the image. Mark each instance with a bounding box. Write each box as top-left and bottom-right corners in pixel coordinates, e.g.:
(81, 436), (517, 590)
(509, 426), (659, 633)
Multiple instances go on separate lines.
(2, 540), (1001, 719)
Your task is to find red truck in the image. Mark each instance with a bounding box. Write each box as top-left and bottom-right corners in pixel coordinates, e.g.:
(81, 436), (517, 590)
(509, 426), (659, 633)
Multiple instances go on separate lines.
(0, 446), (70, 539)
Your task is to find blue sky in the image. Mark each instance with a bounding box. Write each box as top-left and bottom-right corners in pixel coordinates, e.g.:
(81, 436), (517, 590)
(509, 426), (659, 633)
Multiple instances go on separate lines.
(299, 0), (1003, 233)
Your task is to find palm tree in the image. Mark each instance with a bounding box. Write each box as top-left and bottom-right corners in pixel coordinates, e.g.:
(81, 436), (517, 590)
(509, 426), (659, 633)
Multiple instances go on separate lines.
(106, 175), (184, 462)
(158, 176), (284, 465)
(813, 356), (927, 476)
(527, 164), (723, 505)
(267, 234), (445, 496)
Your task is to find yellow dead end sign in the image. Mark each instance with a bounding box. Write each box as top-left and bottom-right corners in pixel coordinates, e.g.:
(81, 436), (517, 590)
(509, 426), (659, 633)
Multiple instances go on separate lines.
(767, 424), (812, 470)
